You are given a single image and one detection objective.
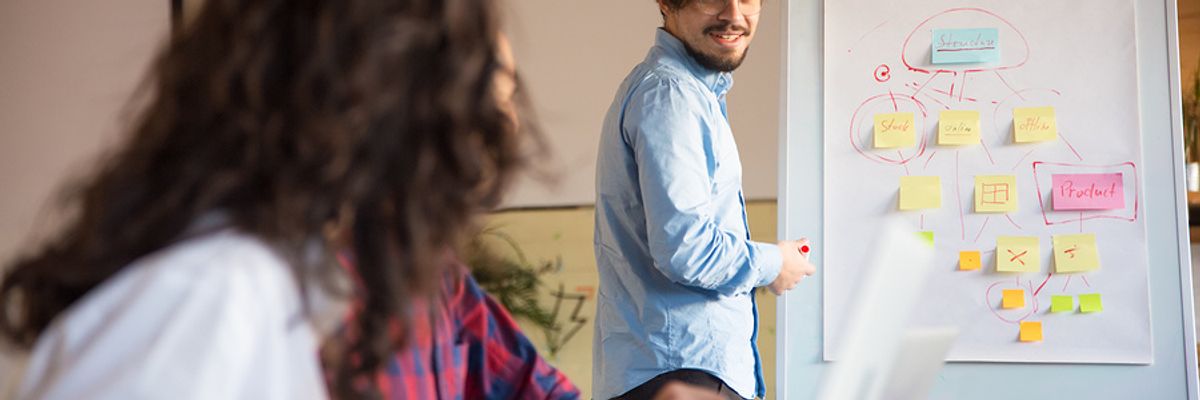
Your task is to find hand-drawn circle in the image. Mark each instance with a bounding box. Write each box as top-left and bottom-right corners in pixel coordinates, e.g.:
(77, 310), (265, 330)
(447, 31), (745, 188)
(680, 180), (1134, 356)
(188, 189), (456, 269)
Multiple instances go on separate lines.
(985, 280), (1039, 324)
(901, 8), (1031, 75)
(874, 64), (891, 82)
(848, 93), (929, 165)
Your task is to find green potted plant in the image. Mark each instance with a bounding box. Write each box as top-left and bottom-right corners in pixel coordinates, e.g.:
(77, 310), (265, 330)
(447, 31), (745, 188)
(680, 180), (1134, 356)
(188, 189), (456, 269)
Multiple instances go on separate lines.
(464, 227), (558, 331)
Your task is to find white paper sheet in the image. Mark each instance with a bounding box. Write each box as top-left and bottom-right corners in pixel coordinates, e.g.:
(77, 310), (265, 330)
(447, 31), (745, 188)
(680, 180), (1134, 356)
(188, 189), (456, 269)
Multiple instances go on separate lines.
(822, 0), (1150, 363)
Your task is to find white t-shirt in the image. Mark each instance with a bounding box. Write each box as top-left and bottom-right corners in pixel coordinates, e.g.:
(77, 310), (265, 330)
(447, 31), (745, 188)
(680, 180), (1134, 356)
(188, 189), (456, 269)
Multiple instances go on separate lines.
(15, 227), (345, 400)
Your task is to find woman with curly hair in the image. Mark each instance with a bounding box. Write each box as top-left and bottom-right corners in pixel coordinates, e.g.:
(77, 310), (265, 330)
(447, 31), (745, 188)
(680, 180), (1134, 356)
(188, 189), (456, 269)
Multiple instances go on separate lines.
(0, 0), (564, 398)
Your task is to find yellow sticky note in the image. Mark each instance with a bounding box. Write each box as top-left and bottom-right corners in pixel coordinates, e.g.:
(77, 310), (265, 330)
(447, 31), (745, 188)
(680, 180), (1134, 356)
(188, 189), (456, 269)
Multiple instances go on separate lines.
(874, 112), (916, 148)
(938, 110), (980, 145)
(997, 236), (1040, 272)
(1079, 293), (1103, 313)
(959, 250), (981, 271)
(1020, 321), (1043, 342)
(899, 176), (941, 210)
(974, 175), (1018, 213)
(1013, 106), (1058, 143)
(1002, 289), (1025, 309)
(1053, 234), (1100, 273)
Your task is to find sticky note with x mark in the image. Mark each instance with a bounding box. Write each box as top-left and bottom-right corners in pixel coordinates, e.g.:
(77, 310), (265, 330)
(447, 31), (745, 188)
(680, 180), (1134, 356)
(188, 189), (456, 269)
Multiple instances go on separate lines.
(996, 236), (1040, 272)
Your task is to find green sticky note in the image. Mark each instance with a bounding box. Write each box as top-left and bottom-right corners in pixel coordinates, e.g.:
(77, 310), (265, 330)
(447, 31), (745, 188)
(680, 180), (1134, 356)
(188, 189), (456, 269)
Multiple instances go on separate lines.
(1079, 293), (1103, 313)
(1051, 295), (1074, 313)
(918, 231), (934, 246)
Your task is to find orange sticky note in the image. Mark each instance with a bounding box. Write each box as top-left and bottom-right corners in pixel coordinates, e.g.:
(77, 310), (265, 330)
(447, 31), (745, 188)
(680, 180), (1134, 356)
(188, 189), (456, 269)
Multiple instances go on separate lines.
(1020, 321), (1043, 342)
(959, 250), (981, 271)
(1002, 289), (1025, 309)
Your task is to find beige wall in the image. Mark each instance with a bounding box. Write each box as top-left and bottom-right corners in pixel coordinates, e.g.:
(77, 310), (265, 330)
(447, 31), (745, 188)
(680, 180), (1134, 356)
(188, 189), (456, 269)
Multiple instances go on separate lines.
(501, 0), (782, 207)
(482, 201), (781, 398)
(0, 0), (168, 260)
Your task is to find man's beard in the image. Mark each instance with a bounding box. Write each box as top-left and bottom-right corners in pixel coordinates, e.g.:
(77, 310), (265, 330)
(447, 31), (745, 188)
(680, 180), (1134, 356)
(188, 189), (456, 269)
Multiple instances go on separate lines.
(681, 28), (750, 72)
(683, 42), (749, 72)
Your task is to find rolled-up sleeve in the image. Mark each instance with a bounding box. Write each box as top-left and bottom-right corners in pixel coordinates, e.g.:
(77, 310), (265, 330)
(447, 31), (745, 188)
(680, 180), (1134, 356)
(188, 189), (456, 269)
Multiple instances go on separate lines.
(625, 77), (782, 296)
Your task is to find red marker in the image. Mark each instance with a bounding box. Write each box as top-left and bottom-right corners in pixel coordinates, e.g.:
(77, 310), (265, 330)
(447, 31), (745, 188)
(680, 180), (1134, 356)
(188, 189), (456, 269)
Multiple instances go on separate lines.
(801, 245), (810, 254)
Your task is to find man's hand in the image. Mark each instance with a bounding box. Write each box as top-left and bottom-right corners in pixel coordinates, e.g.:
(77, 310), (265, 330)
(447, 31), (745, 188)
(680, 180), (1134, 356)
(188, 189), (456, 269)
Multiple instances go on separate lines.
(768, 238), (817, 295)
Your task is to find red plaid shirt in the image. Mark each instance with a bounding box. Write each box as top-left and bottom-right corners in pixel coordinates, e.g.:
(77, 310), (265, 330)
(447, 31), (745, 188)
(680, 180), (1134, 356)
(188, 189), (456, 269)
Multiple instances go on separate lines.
(364, 265), (579, 400)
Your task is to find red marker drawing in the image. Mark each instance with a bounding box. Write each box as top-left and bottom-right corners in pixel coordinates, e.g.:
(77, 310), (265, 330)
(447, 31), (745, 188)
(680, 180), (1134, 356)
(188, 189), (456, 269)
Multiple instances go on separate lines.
(801, 245), (810, 254)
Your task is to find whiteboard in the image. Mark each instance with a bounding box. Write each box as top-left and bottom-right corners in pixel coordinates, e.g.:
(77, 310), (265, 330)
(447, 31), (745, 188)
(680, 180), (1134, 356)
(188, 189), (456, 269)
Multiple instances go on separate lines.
(777, 0), (1198, 397)
(823, 0), (1148, 364)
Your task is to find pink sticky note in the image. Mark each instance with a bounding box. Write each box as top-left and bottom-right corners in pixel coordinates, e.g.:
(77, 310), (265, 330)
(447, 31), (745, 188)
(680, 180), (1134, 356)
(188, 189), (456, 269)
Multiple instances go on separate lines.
(1051, 173), (1125, 210)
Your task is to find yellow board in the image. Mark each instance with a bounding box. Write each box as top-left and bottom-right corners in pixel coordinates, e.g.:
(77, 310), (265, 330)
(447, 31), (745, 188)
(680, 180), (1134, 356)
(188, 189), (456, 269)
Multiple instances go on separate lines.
(959, 250), (981, 271)
(997, 236), (1040, 272)
(974, 175), (1018, 213)
(1013, 106), (1058, 143)
(1052, 233), (1100, 273)
(1002, 289), (1025, 309)
(1020, 321), (1044, 342)
(874, 112), (916, 148)
(899, 176), (941, 210)
(938, 110), (981, 145)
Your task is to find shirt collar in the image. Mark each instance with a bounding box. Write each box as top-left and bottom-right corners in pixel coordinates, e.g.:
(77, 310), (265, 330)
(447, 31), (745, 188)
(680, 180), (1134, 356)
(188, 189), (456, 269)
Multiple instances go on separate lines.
(654, 28), (733, 97)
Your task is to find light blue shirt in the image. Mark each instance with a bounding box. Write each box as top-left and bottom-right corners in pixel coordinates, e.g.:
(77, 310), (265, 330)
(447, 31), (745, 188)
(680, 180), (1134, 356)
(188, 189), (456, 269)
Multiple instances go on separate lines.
(592, 29), (783, 400)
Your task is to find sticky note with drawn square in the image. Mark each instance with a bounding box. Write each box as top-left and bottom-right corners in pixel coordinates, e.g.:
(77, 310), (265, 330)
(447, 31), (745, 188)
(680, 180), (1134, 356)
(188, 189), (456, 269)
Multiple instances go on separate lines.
(899, 176), (941, 210)
(974, 175), (1018, 213)
(1052, 233), (1100, 273)
(874, 112), (916, 148)
(996, 236), (1040, 272)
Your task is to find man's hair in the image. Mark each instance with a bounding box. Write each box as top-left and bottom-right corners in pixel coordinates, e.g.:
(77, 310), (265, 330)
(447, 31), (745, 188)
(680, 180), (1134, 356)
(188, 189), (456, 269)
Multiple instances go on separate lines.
(659, 0), (692, 10)
(0, 0), (538, 398)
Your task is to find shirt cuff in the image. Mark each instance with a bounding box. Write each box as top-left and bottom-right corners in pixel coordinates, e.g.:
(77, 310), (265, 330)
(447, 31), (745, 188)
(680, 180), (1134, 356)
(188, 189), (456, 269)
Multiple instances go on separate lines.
(751, 241), (784, 288)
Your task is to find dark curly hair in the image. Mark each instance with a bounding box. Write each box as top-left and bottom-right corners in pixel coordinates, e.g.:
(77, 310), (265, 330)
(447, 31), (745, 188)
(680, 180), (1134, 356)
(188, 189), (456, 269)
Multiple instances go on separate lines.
(0, 0), (537, 397)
